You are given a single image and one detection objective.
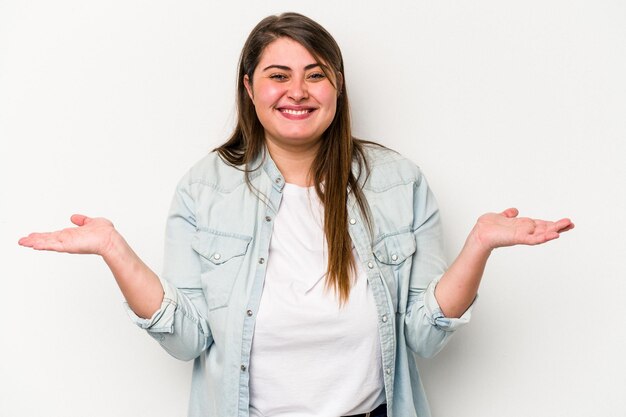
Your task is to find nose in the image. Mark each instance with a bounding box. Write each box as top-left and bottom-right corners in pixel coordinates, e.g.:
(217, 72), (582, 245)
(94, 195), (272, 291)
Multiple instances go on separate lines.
(287, 76), (308, 102)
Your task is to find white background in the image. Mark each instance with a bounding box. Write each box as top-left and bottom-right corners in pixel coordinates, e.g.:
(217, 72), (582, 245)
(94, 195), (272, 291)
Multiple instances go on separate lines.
(1, 1), (625, 416)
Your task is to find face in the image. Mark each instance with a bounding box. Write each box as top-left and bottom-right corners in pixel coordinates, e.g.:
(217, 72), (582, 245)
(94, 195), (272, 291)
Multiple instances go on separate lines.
(244, 37), (339, 154)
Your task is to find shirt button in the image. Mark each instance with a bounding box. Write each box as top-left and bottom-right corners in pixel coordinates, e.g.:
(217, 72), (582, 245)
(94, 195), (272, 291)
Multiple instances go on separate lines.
(382, 315), (388, 323)
(385, 367), (391, 375)
(241, 365), (247, 371)
(391, 254), (398, 262)
(213, 253), (221, 260)
(367, 261), (374, 269)
(349, 218), (356, 225)
(246, 310), (253, 317)
(265, 216), (272, 222)
(259, 258), (265, 264)
(275, 177), (282, 184)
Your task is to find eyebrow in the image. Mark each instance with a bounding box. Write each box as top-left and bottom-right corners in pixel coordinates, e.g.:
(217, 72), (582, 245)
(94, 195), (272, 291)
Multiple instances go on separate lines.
(262, 63), (321, 72)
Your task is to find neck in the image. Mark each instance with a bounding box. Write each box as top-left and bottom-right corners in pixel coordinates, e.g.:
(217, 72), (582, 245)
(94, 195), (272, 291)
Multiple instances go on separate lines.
(265, 139), (319, 187)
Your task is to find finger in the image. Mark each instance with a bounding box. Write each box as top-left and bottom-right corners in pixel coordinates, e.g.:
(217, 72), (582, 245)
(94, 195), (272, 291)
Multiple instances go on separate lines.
(32, 237), (65, 251)
(18, 232), (58, 250)
(525, 229), (560, 245)
(529, 218), (574, 234)
(34, 229), (78, 252)
(554, 218), (574, 233)
(539, 232), (560, 244)
(501, 207), (519, 218)
(540, 218), (573, 234)
(18, 235), (33, 247)
(18, 232), (46, 247)
(70, 214), (89, 226)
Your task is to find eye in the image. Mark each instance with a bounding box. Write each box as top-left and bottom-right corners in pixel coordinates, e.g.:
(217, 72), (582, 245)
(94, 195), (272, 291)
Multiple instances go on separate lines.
(307, 72), (327, 81)
(269, 73), (288, 81)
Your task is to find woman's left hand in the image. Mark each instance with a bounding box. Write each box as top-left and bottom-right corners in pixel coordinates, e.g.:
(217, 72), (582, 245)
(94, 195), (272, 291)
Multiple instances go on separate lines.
(470, 208), (574, 251)
(436, 208), (574, 318)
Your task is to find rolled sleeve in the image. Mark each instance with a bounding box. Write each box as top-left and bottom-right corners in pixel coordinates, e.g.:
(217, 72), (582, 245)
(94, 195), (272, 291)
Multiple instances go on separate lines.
(403, 169), (476, 358)
(123, 171), (213, 361)
(125, 278), (178, 333)
(424, 276), (475, 332)
(125, 284), (212, 360)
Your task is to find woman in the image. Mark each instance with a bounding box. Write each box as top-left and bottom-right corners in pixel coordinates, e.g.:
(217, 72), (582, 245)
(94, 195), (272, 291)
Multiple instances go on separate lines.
(18, 12), (573, 417)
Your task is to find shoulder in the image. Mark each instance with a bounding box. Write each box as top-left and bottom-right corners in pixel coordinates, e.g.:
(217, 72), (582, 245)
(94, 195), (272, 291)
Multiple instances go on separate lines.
(181, 151), (250, 193)
(360, 143), (425, 192)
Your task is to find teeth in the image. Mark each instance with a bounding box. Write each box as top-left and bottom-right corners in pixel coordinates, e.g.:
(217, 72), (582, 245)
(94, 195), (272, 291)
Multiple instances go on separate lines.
(281, 109), (310, 115)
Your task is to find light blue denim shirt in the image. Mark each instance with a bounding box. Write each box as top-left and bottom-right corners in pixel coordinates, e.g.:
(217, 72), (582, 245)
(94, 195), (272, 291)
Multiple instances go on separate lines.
(127, 145), (472, 417)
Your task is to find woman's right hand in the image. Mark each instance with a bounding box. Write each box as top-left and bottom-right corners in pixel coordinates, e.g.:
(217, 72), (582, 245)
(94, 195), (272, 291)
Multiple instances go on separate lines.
(18, 214), (117, 257)
(20, 214), (165, 318)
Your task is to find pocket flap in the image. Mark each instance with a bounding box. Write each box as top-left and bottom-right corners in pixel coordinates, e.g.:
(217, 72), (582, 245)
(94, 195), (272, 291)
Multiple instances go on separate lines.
(373, 232), (416, 265)
(191, 230), (252, 265)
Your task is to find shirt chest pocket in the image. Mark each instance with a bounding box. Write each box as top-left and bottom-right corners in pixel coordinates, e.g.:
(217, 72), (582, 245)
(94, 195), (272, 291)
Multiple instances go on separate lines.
(191, 230), (252, 311)
(373, 231), (416, 313)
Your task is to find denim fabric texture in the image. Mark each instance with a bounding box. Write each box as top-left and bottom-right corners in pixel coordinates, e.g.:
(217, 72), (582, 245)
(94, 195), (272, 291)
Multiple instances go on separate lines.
(126, 145), (473, 417)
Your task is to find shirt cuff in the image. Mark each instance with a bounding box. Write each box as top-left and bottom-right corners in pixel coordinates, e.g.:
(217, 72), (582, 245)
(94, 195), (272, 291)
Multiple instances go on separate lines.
(424, 275), (476, 332)
(124, 278), (178, 333)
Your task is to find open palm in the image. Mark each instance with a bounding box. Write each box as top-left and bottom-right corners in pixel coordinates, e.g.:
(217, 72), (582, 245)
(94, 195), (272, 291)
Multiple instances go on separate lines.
(474, 208), (574, 250)
(18, 214), (116, 256)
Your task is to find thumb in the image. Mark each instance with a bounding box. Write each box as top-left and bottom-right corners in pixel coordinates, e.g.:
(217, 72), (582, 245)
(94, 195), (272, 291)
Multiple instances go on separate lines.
(70, 214), (91, 226)
(501, 207), (519, 218)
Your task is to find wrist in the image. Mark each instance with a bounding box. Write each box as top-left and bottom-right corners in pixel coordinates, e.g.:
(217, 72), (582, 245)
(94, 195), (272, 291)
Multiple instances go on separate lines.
(466, 224), (495, 258)
(100, 228), (126, 261)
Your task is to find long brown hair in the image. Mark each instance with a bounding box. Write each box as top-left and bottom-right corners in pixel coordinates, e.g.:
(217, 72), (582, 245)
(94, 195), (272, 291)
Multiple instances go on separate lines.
(215, 12), (372, 304)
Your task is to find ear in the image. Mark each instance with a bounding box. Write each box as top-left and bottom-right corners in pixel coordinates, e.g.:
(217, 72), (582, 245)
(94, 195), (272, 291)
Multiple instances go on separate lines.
(335, 72), (344, 96)
(243, 74), (254, 102)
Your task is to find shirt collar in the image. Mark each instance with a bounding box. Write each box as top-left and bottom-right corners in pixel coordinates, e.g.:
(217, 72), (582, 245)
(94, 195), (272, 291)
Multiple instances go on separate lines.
(250, 147), (285, 193)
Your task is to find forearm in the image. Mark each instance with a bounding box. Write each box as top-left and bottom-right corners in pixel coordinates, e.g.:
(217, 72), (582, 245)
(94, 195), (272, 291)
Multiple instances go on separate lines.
(435, 229), (491, 318)
(102, 230), (164, 319)
(434, 207), (574, 318)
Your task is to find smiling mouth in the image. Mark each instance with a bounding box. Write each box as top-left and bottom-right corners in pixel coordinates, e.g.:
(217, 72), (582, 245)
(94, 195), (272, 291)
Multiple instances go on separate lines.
(279, 108), (314, 115)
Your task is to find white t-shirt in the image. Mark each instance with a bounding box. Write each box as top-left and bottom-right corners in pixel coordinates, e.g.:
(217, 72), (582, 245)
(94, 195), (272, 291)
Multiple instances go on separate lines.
(249, 183), (385, 417)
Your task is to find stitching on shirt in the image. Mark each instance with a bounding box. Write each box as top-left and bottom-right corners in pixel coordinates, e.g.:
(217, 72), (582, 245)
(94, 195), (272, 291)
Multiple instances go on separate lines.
(189, 177), (249, 193)
(364, 178), (417, 193)
(194, 228), (253, 242)
(177, 303), (203, 326)
(362, 150), (425, 192)
(372, 228), (413, 244)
